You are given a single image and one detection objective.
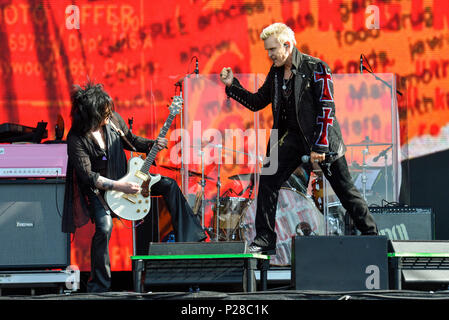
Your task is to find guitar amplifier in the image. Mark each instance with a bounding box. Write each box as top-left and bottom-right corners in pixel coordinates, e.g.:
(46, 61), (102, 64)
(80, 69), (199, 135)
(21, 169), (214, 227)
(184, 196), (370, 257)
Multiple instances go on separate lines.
(0, 179), (70, 269)
(369, 207), (434, 240)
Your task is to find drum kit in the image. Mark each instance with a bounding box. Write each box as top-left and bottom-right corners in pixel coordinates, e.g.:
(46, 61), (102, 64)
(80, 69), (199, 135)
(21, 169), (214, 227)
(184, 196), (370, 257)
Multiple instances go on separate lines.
(189, 143), (259, 241)
(204, 168), (326, 266)
(346, 136), (393, 202)
(166, 143), (325, 265)
(160, 136), (393, 266)
(162, 143), (259, 242)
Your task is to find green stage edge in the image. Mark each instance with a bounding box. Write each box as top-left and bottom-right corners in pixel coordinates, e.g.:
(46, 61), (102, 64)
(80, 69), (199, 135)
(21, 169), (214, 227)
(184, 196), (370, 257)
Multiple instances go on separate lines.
(388, 252), (449, 257)
(131, 253), (270, 260)
(132, 253), (449, 260)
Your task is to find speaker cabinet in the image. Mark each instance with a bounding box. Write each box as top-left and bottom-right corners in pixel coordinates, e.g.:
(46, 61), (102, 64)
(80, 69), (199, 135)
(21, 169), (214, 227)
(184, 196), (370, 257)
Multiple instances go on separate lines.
(0, 179), (70, 269)
(292, 236), (389, 291)
(369, 207), (434, 240)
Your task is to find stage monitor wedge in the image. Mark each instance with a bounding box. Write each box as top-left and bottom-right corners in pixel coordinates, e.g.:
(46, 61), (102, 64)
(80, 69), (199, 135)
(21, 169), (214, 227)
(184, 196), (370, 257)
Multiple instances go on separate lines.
(292, 236), (389, 291)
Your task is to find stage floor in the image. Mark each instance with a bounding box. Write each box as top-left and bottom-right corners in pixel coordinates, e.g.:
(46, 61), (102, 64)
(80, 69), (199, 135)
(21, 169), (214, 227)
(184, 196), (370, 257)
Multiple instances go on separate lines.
(1, 275), (449, 318)
(1, 288), (449, 301)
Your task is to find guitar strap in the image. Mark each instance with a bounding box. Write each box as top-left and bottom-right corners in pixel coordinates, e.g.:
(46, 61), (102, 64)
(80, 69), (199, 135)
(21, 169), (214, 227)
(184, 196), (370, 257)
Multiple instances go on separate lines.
(109, 115), (137, 152)
(94, 189), (112, 216)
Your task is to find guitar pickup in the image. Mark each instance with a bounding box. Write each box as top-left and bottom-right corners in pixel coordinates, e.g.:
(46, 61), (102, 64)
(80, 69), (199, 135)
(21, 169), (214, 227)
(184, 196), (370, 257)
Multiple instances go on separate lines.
(135, 170), (149, 181)
(122, 194), (137, 204)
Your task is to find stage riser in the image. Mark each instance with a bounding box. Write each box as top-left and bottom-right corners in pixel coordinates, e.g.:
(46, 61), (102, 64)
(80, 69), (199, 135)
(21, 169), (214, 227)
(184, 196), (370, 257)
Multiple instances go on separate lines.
(148, 241), (247, 255)
(143, 259), (249, 291)
(389, 240), (449, 289)
(133, 242), (265, 293)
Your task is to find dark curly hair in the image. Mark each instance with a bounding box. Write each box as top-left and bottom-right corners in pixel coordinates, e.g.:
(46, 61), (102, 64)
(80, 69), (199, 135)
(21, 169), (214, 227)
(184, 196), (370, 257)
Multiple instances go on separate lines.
(70, 81), (114, 135)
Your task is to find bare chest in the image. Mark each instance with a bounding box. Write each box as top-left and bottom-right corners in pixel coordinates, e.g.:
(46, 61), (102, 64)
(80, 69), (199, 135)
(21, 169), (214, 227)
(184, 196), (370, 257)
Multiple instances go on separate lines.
(91, 129), (106, 149)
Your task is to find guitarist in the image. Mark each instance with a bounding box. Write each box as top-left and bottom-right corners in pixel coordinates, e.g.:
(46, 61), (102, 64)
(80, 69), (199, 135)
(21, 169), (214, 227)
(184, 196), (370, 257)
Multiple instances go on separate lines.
(62, 81), (207, 293)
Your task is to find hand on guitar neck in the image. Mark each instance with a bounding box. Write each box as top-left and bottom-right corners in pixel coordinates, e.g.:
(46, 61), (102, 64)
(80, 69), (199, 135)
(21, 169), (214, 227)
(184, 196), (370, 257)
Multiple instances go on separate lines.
(153, 137), (168, 151)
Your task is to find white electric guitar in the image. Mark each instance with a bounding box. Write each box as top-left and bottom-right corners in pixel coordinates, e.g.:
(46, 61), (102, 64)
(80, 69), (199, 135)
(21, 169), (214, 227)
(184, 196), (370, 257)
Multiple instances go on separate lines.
(105, 95), (183, 221)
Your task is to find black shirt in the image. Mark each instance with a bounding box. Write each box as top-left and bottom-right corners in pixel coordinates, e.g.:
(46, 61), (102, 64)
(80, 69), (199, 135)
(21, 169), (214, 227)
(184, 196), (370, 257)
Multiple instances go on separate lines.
(279, 75), (300, 135)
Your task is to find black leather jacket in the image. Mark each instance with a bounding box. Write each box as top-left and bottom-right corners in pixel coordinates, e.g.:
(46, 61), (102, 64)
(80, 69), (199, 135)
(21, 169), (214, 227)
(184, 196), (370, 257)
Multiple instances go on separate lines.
(225, 47), (346, 161)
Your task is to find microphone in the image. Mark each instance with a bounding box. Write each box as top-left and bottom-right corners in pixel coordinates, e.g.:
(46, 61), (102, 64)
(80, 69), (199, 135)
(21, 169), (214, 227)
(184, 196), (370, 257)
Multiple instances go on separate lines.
(360, 54), (363, 74)
(194, 57), (199, 75)
(373, 145), (393, 162)
(301, 151), (338, 164)
(174, 77), (185, 87)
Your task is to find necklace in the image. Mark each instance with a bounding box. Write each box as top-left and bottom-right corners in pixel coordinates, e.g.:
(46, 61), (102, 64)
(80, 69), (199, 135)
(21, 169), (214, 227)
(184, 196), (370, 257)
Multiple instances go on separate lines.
(282, 72), (294, 98)
(282, 81), (288, 90)
(282, 72), (293, 90)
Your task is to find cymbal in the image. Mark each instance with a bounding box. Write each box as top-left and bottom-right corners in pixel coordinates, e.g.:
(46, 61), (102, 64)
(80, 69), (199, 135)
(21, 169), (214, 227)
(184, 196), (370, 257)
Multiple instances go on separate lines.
(188, 171), (214, 180)
(228, 173), (254, 181)
(350, 162), (383, 171)
(347, 137), (391, 147)
(159, 164), (180, 171)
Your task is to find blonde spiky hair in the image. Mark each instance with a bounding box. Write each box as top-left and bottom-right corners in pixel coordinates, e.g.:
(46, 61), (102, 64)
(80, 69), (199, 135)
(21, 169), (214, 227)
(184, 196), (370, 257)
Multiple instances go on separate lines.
(260, 23), (297, 46)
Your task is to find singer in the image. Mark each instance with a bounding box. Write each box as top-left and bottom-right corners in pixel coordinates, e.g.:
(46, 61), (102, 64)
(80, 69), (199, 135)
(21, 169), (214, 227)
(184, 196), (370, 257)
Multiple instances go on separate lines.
(220, 23), (378, 254)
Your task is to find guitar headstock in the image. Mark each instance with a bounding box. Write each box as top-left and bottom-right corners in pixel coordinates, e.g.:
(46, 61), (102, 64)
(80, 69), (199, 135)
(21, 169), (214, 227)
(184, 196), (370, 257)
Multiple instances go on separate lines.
(169, 95), (183, 115)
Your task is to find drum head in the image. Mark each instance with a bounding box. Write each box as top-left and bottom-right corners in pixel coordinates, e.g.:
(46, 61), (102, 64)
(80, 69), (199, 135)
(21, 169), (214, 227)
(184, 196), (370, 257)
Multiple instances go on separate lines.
(213, 197), (250, 241)
(241, 187), (325, 266)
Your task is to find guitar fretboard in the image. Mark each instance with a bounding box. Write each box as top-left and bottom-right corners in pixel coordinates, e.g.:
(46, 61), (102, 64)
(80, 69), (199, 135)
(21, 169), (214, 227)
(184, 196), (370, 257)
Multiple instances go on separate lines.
(140, 112), (176, 174)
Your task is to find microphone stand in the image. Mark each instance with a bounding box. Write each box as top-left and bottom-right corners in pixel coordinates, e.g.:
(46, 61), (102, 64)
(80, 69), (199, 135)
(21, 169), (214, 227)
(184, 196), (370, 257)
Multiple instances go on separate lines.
(374, 144), (393, 202)
(176, 56), (199, 195)
(128, 117), (137, 256)
(361, 56), (400, 202)
(199, 149), (206, 228)
(174, 79), (187, 195)
(323, 172), (329, 235)
(360, 54), (402, 198)
(361, 65), (403, 97)
(215, 144), (223, 241)
(361, 145), (370, 201)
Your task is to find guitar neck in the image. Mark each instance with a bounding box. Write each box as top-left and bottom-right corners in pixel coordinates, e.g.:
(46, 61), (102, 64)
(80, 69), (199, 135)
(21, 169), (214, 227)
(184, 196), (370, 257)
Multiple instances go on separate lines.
(140, 112), (176, 173)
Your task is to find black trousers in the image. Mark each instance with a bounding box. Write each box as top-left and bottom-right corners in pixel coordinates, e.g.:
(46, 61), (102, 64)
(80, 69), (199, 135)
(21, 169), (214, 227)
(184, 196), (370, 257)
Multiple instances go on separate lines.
(253, 132), (378, 247)
(86, 176), (206, 293)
